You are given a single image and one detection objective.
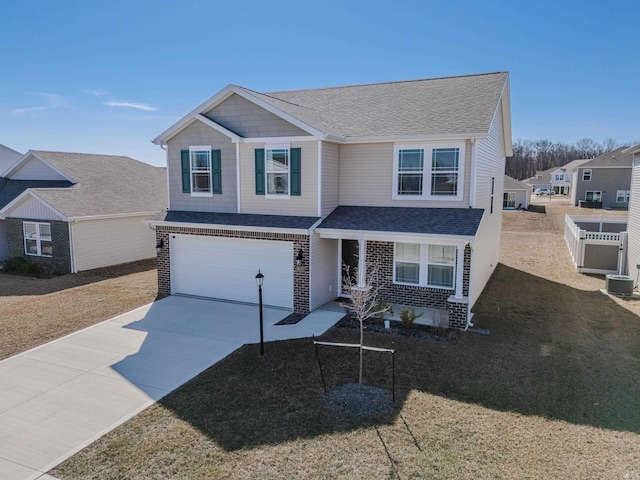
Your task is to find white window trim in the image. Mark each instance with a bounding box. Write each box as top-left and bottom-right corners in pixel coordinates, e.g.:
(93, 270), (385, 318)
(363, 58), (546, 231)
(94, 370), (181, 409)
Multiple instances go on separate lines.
(616, 190), (630, 203)
(393, 242), (456, 290)
(585, 190), (602, 201)
(582, 169), (592, 181)
(23, 221), (52, 257)
(265, 143), (291, 199)
(392, 141), (465, 201)
(189, 145), (213, 197)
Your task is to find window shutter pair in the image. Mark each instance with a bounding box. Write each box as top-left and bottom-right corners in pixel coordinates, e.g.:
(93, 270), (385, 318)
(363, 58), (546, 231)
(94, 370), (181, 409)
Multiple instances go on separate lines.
(254, 148), (301, 196)
(180, 150), (221, 194)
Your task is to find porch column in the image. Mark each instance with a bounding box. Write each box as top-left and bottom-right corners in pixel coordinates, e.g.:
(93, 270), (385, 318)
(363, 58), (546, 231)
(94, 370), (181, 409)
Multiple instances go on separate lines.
(455, 242), (466, 299)
(357, 239), (367, 287)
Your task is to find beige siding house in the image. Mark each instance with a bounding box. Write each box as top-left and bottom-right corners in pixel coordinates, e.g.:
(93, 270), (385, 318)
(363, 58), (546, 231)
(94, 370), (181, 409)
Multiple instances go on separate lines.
(624, 144), (640, 283)
(0, 151), (167, 273)
(150, 72), (512, 329)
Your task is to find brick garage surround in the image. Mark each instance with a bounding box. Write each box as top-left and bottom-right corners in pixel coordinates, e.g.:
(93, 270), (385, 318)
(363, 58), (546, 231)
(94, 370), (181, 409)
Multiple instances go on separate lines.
(366, 241), (471, 329)
(156, 225), (310, 314)
(6, 218), (71, 275)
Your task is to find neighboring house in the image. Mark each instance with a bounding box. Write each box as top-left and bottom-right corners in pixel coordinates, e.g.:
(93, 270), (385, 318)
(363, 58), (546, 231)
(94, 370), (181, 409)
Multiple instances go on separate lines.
(570, 147), (632, 209)
(503, 175), (530, 209)
(0, 144), (22, 174)
(522, 170), (551, 193)
(0, 151), (167, 273)
(522, 159), (591, 196)
(148, 72), (512, 329)
(624, 143), (640, 283)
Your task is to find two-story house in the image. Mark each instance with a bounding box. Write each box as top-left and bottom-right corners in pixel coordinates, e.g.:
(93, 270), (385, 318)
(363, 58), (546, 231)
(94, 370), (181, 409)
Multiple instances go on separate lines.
(149, 72), (512, 329)
(570, 148), (633, 209)
(624, 143), (640, 283)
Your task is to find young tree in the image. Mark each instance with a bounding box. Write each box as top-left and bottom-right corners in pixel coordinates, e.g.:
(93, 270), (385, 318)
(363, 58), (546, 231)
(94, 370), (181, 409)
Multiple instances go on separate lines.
(341, 264), (389, 384)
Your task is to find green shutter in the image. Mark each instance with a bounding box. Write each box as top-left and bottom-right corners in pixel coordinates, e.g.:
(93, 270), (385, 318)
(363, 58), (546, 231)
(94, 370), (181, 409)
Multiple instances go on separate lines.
(255, 148), (265, 195)
(290, 147), (301, 196)
(212, 150), (222, 194)
(180, 150), (190, 193)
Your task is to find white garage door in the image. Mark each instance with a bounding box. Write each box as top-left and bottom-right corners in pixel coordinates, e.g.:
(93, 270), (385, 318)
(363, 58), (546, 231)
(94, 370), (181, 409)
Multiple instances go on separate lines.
(170, 235), (293, 308)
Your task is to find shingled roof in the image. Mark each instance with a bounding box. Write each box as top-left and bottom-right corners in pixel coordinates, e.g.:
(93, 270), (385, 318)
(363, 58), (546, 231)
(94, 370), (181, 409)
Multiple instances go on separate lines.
(2, 151), (167, 219)
(317, 206), (484, 237)
(242, 72), (508, 139)
(581, 147), (632, 168)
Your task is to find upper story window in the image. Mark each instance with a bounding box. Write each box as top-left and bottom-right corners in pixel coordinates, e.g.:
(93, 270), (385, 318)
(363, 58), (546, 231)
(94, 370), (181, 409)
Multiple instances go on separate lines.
(266, 148), (289, 196)
(555, 173), (564, 181)
(180, 147), (222, 196)
(393, 143), (464, 200)
(394, 242), (456, 289)
(254, 147), (301, 197)
(24, 222), (52, 257)
(190, 146), (212, 196)
(582, 169), (592, 181)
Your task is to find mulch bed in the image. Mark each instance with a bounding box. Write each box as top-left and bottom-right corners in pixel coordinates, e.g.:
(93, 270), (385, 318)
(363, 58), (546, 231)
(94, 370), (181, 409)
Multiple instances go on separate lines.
(334, 315), (460, 343)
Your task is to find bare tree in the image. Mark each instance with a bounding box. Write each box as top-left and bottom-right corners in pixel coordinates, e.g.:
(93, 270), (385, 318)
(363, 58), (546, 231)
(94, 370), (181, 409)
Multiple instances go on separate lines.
(341, 264), (389, 385)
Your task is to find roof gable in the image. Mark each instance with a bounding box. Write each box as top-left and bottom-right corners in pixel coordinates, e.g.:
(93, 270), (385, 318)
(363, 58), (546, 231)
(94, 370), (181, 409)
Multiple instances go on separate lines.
(0, 144), (22, 175)
(154, 72), (511, 146)
(5, 152), (73, 182)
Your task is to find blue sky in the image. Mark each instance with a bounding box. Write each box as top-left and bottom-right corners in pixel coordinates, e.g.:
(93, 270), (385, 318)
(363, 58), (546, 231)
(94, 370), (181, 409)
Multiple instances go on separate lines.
(1, 0), (638, 167)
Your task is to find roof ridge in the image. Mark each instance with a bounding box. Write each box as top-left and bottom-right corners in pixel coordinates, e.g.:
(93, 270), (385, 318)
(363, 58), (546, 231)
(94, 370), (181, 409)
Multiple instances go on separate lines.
(264, 71), (508, 95)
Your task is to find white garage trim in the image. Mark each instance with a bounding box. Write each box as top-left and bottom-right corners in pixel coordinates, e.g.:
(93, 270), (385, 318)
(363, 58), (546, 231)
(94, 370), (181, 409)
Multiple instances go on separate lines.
(170, 234), (294, 309)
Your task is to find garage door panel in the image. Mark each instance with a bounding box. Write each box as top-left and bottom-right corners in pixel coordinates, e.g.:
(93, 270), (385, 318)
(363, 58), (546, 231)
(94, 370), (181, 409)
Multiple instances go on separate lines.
(170, 235), (293, 308)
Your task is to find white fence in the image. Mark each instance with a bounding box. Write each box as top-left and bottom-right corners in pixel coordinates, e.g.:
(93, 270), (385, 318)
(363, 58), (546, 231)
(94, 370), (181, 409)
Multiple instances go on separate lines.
(564, 214), (628, 275)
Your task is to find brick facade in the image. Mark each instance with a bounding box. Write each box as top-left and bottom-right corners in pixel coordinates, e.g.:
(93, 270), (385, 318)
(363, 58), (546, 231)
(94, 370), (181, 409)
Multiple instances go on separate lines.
(156, 225), (310, 314)
(366, 241), (471, 329)
(6, 218), (71, 275)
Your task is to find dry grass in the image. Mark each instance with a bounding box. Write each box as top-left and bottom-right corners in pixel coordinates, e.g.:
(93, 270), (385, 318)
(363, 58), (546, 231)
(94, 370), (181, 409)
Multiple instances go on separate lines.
(51, 201), (640, 479)
(0, 259), (158, 360)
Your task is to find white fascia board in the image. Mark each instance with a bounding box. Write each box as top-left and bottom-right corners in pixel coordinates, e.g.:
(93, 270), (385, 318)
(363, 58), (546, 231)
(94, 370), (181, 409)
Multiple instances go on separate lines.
(340, 133), (487, 144)
(68, 211), (161, 222)
(239, 136), (318, 144)
(3, 151), (76, 183)
(500, 77), (513, 157)
(153, 113), (241, 145)
(315, 228), (474, 244)
(145, 219), (312, 236)
(0, 189), (67, 220)
(622, 143), (640, 155)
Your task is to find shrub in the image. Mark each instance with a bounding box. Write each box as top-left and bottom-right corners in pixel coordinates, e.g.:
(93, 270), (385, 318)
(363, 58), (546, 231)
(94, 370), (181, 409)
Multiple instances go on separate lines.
(399, 308), (423, 328)
(2, 256), (41, 275)
(374, 299), (393, 323)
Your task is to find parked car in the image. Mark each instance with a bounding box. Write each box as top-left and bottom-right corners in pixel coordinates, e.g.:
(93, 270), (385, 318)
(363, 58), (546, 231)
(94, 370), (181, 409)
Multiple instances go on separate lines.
(535, 188), (554, 196)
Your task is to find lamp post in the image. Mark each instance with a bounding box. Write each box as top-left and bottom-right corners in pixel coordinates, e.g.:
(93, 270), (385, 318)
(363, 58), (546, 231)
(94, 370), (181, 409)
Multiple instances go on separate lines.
(255, 270), (265, 356)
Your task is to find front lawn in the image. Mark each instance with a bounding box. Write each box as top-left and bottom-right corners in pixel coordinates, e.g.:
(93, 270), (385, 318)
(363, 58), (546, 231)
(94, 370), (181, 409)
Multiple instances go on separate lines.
(52, 204), (640, 479)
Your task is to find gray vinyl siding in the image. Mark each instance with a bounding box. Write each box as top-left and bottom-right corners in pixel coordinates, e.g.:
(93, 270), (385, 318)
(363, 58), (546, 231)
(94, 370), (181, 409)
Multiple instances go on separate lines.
(204, 93), (309, 138)
(239, 141), (319, 216)
(338, 142), (472, 207)
(469, 102), (506, 308)
(573, 167), (632, 208)
(309, 234), (338, 310)
(167, 121), (237, 213)
(321, 142), (340, 217)
(626, 156), (640, 279)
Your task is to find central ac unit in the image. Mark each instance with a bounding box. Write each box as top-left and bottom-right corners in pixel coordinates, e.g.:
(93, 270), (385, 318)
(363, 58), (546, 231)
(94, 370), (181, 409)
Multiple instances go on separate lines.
(605, 275), (634, 295)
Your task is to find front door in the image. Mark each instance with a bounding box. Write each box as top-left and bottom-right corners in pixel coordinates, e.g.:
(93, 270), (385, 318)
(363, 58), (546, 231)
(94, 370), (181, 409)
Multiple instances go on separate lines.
(340, 239), (359, 296)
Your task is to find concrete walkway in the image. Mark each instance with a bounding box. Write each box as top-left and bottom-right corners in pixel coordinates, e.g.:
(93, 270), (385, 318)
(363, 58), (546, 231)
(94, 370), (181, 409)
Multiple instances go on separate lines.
(0, 296), (344, 480)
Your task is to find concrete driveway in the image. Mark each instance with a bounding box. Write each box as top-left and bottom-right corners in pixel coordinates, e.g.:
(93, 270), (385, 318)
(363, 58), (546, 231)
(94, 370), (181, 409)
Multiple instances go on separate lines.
(0, 295), (344, 480)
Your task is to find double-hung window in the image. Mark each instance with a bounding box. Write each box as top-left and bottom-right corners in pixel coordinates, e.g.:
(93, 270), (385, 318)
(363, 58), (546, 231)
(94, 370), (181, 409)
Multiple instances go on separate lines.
(582, 169), (592, 181)
(616, 190), (630, 203)
(394, 243), (456, 289)
(190, 146), (212, 196)
(394, 143), (464, 200)
(266, 148), (289, 196)
(24, 222), (52, 257)
(585, 191), (602, 202)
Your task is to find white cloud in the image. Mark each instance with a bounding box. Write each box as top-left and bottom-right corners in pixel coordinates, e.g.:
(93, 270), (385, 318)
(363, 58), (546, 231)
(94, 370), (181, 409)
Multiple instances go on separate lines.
(13, 93), (68, 115)
(105, 101), (158, 111)
(83, 89), (108, 97)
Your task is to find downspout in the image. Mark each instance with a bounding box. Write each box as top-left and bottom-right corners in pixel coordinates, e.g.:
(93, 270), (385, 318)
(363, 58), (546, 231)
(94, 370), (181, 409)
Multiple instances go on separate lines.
(469, 137), (477, 207)
(68, 220), (77, 273)
(236, 142), (241, 213)
(464, 240), (474, 331)
(160, 142), (171, 211)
